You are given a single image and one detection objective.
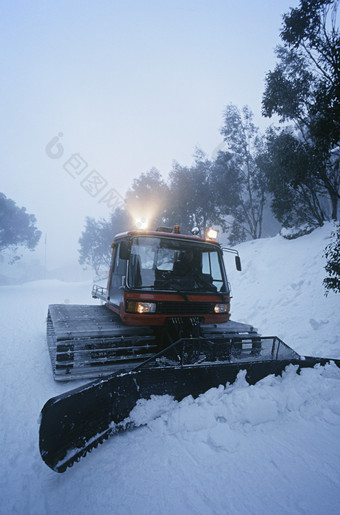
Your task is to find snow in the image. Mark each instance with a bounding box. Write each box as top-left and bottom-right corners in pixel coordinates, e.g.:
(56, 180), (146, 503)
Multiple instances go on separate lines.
(1, 223), (340, 514)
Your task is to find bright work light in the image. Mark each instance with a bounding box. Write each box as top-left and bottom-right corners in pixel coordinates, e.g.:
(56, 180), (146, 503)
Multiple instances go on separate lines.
(136, 218), (148, 230)
(206, 228), (218, 240)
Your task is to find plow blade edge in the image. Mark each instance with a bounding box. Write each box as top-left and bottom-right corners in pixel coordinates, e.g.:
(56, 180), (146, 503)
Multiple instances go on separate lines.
(39, 355), (340, 473)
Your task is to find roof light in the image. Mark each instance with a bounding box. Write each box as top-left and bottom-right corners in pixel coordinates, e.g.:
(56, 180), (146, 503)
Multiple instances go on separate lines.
(173, 225), (180, 233)
(136, 218), (147, 230)
(206, 228), (218, 240)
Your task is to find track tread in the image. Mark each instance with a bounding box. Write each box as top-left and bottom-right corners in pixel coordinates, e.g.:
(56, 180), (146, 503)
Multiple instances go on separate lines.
(47, 304), (157, 380)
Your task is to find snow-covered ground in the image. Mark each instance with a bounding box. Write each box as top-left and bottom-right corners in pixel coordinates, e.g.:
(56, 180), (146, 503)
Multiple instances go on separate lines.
(1, 224), (340, 515)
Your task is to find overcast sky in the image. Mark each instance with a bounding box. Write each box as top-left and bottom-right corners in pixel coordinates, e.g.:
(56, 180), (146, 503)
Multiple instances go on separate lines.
(0, 0), (299, 269)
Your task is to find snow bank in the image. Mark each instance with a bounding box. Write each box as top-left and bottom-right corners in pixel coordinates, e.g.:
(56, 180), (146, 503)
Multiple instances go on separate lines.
(0, 225), (340, 514)
(226, 222), (340, 359)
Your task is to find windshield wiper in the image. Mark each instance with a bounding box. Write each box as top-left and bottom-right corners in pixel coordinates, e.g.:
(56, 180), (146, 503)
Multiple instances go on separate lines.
(132, 285), (156, 289)
(133, 283), (189, 301)
(175, 290), (189, 301)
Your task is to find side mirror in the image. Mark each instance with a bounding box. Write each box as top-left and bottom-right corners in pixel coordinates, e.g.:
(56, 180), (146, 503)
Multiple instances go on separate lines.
(222, 246), (242, 271)
(235, 255), (242, 272)
(119, 240), (130, 260)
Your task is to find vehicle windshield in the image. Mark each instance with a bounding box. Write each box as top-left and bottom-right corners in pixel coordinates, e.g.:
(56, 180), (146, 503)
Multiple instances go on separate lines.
(127, 236), (228, 293)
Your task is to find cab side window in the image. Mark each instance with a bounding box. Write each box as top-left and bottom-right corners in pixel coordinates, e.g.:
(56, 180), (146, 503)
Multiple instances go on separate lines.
(109, 243), (127, 306)
(202, 251), (223, 291)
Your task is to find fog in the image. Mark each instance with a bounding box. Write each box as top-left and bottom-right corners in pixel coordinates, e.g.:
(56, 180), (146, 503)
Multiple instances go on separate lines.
(0, 0), (298, 279)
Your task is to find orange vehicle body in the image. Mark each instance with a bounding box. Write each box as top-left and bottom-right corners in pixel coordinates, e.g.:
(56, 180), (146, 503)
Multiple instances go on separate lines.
(104, 229), (231, 327)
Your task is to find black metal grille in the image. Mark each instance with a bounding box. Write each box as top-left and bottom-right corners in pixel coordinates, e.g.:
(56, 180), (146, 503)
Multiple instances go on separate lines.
(156, 301), (215, 315)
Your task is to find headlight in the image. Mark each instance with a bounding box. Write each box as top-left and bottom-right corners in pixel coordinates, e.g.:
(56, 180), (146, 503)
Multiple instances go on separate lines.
(126, 301), (156, 313)
(214, 303), (229, 314)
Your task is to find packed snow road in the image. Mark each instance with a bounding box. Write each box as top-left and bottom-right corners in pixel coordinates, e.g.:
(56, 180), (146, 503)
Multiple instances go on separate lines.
(0, 224), (340, 514)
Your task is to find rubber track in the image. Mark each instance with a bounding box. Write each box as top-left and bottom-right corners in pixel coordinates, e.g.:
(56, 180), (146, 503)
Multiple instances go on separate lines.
(47, 304), (157, 380)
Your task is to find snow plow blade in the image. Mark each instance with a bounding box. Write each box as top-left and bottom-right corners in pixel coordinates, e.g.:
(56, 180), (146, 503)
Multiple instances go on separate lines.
(39, 336), (340, 473)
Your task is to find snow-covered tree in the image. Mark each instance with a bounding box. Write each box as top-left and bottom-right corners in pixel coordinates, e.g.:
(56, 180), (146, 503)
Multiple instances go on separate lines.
(324, 222), (340, 294)
(0, 192), (41, 262)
